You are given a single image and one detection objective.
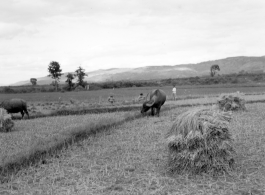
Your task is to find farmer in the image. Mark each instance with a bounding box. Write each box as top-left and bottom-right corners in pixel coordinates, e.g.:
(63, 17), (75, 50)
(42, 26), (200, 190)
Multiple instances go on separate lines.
(137, 93), (145, 102)
(108, 95), (115, 105)
(172, 85), (177, 101)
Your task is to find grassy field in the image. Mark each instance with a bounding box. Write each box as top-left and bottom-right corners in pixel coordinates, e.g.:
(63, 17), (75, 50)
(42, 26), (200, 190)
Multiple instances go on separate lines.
(1, 86), (265, 194)
(1, 103), (265, 194)
(1, 84), (265, 103)
(24, 92), (265, 119)
(1, 84), (265, 119)
(5, 92), (265, 121)
(0, 111), (142, 181)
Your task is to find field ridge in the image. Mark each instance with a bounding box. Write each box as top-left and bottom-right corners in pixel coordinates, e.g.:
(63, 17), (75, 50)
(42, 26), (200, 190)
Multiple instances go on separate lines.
(10, 98), (265, 121)
(0, 104), (182, 183)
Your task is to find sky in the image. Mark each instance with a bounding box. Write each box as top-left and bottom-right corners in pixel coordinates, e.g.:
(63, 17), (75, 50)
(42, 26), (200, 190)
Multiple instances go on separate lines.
(0, 0), (265, 85)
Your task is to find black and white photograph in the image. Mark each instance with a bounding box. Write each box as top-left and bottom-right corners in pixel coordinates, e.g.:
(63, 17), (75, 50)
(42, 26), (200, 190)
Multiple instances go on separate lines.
(0, 0), (265, 194)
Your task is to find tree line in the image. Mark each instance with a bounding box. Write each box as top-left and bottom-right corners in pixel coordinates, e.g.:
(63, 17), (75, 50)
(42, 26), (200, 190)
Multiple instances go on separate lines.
(2, 62), (265, 94)
(29, 62), (221, 91)
(1, 71), (265, 94)
(30, 61), (88, 91)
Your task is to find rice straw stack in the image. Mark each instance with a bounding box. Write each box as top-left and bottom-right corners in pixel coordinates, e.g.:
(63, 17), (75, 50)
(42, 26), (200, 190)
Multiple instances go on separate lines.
(217, 93), (246, 112)
(0, 108), (14, 132)
(166, 107), (235, 175)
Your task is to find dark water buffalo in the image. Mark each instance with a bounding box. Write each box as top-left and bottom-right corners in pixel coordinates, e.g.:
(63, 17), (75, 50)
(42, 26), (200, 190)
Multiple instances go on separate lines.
(0, 98), (29, 119)
(141, 89), (166, 117)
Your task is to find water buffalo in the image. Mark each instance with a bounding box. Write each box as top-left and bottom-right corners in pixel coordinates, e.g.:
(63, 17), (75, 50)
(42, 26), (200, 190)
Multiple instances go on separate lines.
(0, 98), (29, 119)
(141, 89), (166, 117)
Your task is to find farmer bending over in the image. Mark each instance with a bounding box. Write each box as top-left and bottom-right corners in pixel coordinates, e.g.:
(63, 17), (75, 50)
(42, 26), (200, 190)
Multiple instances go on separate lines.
(108, 95), (115, 105)
(137, 93), (145, 102)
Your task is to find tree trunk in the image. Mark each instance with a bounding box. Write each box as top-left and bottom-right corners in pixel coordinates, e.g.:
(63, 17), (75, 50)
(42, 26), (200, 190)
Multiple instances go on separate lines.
(55, 79), (58, 92)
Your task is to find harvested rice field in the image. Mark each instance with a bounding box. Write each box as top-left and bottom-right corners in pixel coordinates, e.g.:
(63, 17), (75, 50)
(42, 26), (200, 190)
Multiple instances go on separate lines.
(2, 84), (265, 118)
(0, 111), (139, 172)
(1, 103), (265, 195)
(2, 84), (265, 103)
(6, 92), (265, 120)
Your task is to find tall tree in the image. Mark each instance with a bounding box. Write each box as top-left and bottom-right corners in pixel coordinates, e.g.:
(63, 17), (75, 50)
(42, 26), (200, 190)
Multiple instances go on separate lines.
(75, 66), (87, 88)
(30, 78), (37, 86)
(210, 64), (220, 77)
(48, 61), (63, 91)
(51, 80), (59, 91)
(65, 73), (75, 91)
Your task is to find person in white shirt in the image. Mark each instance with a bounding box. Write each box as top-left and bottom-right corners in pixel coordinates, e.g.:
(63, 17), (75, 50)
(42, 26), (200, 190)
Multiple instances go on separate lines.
(172, 86), (177, 101)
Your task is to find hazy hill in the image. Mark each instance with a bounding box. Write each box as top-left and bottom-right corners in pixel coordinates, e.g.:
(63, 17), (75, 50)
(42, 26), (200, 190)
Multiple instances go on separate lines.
(10, 68), (131, 86)
(10, 56), (265, 86)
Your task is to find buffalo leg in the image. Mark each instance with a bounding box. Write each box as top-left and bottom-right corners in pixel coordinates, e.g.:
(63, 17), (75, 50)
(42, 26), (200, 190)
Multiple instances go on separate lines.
(156, 107), (161, 117)
(21, 111), (24, 119)
(151, 107), (154, 116)
(155, 108), (158, 115)
(24, 109), (30, 119)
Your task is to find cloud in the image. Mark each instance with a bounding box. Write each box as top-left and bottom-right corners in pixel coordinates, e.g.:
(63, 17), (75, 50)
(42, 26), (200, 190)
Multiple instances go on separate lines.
(0, 0), (50, 24)
(1, 0), (264, 24)
(0, 22), (39, 40)
(0, 0), (265, 85)
(0, 23), (23, 39)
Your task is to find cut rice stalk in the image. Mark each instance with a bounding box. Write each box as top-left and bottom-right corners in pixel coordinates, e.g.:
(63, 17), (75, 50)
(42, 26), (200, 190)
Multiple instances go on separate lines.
(217, 93), (246, 112)
(0, 108), (14, 132)
(166, 107), (235, 175)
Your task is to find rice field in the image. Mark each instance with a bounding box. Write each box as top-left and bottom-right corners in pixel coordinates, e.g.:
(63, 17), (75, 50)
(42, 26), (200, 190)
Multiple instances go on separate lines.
(1, 84), (265, 104)
(1, 86), (265, 194)
(6, 92), (265, 120)
(1, 103), (265, 194)
(0, 111), (141, 181)
(3, 85), (265, 120)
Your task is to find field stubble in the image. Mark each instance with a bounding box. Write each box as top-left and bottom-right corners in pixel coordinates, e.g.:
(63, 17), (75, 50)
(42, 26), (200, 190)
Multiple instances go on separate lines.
(6, 91), (265, 121)
(0, 111), (140, 182)
(1, 84), (265, 103)
(1, 104), (265, 194)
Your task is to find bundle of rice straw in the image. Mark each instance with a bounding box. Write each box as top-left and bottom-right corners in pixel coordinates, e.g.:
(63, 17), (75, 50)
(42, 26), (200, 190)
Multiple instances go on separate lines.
(217, 93), (246, 112)
(165, 107), (235, 175)
(0, 108), (14, 132)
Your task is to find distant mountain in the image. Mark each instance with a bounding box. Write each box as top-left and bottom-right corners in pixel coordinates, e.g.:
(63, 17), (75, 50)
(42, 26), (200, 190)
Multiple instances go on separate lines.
(10, 56), (265, 86)
(10, 68), (131, 86)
